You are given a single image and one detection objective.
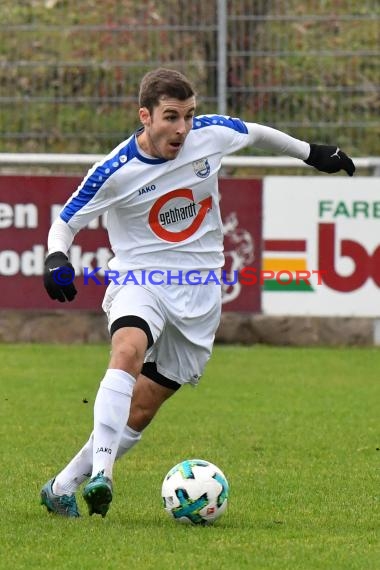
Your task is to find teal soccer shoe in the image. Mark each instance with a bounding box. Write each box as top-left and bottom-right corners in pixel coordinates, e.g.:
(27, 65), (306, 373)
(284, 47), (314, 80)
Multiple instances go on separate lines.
(40, 478), (80, 517)
(82, 472), (113, 517)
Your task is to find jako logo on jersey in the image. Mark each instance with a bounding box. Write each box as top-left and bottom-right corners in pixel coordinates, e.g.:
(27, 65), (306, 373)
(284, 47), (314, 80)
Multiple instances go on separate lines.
(148, 188), (212, 243)
(138, 184), (157, 196)
(192, 157), (210, 178)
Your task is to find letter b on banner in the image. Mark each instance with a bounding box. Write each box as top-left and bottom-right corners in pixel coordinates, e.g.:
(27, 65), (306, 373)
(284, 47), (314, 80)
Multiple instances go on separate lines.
(318, 223), (380, 292)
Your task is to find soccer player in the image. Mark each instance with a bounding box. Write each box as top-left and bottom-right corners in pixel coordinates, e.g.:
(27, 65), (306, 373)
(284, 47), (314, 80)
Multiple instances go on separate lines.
(40, 67), (355, 517)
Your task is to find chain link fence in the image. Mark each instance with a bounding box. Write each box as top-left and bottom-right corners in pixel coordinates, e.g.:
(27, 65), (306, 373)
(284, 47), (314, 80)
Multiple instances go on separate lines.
(0, 0), (378, 155)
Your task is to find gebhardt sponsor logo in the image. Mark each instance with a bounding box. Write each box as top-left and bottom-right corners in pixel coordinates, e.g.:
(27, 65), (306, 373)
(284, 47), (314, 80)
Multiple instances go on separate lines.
(148, 188), (212, 243)
(159, 201), (197, 227)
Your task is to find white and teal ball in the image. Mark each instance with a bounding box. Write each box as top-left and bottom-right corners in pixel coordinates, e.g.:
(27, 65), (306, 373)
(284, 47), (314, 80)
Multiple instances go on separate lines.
(161, 459), (229, 525)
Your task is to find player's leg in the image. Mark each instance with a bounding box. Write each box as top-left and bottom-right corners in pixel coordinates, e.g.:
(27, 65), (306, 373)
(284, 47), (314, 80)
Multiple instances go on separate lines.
(40, 370), (177, 518)
(81, 325), (148, 517)
(41, 325), (147, 518)
(41, 282), (165, 517)
(45, 370), (177, 498)
(85, 356), (179, 486)
(82, 281), (167, 517)
(90, 325), (148, 479)
(83, 354), (181, 518)
(47, 426), (137, 502)
(127, 363), (181, 432)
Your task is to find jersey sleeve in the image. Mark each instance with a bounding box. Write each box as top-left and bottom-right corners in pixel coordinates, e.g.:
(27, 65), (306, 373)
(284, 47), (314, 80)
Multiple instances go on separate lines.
(58, 136), (135, 232)
(193, 115), (310, 159)
(192, 115), (252, 154)
(47, 216), (77, 255)
(59, 162), (118, 232)
(244, 122), (310, 159)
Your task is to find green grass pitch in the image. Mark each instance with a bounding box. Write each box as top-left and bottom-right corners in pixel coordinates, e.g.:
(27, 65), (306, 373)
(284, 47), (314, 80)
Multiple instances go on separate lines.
(1, 343), (379, 569)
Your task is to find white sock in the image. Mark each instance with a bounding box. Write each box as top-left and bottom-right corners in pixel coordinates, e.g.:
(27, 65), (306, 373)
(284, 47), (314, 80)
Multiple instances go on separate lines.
(52, 425), (142, 495)
(116, 424), (142, 459)
(91, 368), (135, 480)
(53, 434), (93, 495)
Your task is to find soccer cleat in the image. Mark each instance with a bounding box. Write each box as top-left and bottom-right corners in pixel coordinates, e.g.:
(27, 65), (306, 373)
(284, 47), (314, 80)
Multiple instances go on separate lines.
(40, 478), (80, 517)
(82, 471), (113, 517)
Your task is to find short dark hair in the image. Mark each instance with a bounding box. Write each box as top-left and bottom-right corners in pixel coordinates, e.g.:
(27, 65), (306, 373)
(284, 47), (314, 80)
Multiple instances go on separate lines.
(138, 68), (196, 112)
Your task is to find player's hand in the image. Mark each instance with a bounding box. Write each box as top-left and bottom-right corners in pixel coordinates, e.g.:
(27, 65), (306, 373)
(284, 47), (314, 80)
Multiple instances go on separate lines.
(305, 143), (355, 176)
(43, 251), (77, 302)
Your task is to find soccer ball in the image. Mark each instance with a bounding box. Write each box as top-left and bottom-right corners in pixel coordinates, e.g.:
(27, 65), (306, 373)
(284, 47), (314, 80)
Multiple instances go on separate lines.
(161, 459), (229, 525)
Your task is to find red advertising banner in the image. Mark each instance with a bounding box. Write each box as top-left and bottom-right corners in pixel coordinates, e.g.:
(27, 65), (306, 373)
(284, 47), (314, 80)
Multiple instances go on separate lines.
(0, 175), (262, 311)
(219, 179), (262, 312)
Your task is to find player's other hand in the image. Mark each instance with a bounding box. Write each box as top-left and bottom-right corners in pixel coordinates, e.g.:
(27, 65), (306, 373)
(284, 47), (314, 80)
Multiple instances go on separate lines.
(43, 251), (77, 302)
(305, 143), (355, 176)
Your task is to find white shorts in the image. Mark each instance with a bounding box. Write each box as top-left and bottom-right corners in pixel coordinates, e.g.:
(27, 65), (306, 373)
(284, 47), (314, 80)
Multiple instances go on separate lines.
(102, 274), (222, 386)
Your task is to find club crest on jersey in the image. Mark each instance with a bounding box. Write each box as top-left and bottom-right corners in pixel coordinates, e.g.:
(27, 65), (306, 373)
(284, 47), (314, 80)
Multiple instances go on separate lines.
(192, 157), (210, 178)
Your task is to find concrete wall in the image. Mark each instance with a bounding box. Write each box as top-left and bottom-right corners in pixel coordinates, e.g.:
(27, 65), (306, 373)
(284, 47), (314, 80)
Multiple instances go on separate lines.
(0, 310), (376, 346)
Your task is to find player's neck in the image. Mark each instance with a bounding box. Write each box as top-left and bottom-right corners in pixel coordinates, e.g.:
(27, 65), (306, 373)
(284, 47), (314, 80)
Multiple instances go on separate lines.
(136, 132), (156, 159)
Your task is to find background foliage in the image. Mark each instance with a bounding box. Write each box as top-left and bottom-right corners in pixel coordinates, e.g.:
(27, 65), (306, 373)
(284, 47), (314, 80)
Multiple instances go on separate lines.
(0, 0), (379, 155)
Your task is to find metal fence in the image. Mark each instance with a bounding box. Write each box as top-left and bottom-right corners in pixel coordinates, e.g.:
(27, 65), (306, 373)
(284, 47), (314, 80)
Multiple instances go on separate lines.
(0, 0), (379, 155)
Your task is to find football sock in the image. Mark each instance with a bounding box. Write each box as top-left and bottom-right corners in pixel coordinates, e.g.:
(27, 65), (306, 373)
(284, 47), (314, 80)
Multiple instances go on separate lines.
(52, 424), (142, 495)
(53, 434), (93, 495)
(116, 424), (142, 459)
(91, 368), (135, 480)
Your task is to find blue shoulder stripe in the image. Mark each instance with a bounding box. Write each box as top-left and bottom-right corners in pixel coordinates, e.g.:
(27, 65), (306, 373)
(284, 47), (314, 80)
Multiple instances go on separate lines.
(192, 115), (248, 134)
(60, 138), (137, 222)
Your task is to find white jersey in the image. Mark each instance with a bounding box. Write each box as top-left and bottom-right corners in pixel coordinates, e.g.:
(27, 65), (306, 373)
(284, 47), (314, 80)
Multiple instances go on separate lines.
(59, 115), (308, 272)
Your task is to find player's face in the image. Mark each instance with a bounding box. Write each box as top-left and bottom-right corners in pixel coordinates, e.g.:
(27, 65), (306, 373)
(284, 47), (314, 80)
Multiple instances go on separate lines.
(138, 96), (196, 160)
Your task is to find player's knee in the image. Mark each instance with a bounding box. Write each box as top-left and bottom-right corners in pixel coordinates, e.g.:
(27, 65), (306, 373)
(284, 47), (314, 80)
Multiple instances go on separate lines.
(110, 341), (145, 377)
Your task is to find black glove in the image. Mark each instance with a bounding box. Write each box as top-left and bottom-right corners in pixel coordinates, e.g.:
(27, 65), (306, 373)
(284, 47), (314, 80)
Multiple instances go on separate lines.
(43, 251), (77, 302)
(305, 143), (355, 176)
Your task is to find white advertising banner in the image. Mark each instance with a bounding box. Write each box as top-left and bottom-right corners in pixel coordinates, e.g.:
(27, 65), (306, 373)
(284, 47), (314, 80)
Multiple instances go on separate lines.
(262, 177), (380, 316)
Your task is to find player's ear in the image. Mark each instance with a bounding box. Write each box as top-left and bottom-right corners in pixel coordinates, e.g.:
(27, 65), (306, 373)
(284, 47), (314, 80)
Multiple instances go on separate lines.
(139, 107), (151, 126)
